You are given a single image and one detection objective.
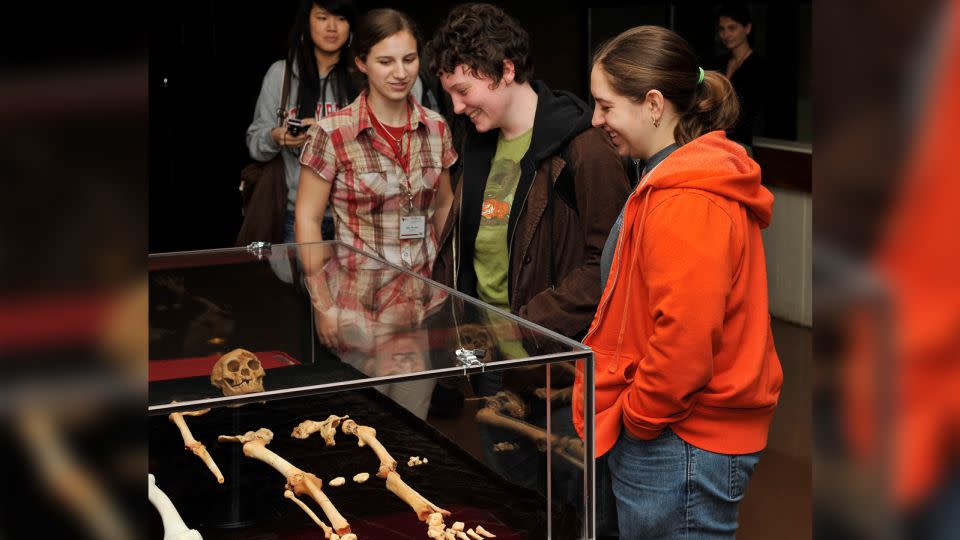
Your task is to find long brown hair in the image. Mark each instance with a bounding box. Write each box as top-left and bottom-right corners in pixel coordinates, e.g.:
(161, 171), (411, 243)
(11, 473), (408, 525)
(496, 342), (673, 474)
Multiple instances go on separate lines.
(594, 25), (739, 145)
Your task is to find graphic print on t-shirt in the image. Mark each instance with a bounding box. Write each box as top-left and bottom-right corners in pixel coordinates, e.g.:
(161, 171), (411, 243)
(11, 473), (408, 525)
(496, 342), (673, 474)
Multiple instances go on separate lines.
(481, 158), (521, 225)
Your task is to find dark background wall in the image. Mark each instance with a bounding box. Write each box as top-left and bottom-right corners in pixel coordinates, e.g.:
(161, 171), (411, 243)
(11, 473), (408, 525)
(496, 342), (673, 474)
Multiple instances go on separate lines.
(149, 0), (809, 253)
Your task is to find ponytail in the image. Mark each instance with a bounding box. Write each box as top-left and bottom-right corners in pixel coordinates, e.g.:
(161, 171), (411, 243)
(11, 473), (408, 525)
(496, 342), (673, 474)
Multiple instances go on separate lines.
(594, 25), (741, 146)
(675, 70), (740, 144)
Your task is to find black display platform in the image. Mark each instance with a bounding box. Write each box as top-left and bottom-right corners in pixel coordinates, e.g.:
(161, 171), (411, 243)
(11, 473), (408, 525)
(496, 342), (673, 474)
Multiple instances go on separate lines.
(148, 383), (582, 539)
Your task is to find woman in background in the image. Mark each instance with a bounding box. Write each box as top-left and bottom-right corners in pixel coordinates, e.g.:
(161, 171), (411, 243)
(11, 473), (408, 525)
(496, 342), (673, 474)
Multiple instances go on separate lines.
(715, 2), (763, 150)
(246, 0), (358, 242)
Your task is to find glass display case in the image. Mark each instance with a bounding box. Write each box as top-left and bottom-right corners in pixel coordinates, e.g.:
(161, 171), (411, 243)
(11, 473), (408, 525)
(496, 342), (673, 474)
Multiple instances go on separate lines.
(148, 241), (596, 539)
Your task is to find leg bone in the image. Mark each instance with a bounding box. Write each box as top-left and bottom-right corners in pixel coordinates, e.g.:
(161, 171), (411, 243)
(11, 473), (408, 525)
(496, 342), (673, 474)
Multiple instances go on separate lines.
(169, 409), (224, 484)
(219, 429), (350, 534)
(386, 471), (450, 521)
(341, 419), (397, 478)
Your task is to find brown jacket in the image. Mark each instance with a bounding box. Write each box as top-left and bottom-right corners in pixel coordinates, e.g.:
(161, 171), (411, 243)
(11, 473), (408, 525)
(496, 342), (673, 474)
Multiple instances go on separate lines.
(433, 81), (630, 350)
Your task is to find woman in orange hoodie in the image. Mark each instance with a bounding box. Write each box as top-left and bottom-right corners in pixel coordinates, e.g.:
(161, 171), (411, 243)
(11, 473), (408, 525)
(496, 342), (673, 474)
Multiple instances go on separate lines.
(573, 26), (783, 539)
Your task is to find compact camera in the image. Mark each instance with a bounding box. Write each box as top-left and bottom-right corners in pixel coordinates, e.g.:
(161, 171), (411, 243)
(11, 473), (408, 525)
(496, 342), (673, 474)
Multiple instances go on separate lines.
(286, 117), (307, 136)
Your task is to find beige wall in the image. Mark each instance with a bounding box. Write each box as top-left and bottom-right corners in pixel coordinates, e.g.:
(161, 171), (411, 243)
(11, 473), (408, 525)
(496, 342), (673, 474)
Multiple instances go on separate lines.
(762, 186), (813, 327)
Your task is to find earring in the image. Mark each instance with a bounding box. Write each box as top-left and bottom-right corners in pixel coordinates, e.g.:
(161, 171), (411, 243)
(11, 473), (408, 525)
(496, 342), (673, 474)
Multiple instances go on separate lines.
(345, 32), (353, 49)
(653, 117), (661, 128)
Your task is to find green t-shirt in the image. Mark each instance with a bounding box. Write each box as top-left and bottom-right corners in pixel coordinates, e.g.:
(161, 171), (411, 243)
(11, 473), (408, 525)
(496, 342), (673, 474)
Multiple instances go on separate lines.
(474, 128), (533, 310)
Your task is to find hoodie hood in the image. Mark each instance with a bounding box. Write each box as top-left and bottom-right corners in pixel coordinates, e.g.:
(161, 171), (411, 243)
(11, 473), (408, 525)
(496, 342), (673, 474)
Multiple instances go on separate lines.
(526, 80), (595, 162)
(645, 131), (773, 227)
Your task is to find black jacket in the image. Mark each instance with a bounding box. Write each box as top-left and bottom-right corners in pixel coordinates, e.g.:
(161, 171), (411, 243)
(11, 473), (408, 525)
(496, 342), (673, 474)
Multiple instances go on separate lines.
(434, 81), (631, 343)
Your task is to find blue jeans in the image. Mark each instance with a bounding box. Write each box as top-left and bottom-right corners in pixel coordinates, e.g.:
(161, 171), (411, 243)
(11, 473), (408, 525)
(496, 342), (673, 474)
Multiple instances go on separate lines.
(607, 428), (761, 539)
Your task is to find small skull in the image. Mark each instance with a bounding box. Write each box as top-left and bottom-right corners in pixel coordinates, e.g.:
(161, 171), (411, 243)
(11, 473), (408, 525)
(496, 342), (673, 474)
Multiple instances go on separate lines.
(211, 348), (265, 396)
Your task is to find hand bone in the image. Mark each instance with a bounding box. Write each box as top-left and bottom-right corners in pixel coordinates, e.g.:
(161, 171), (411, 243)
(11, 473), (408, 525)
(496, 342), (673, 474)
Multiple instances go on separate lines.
(475, 525), (497, 537)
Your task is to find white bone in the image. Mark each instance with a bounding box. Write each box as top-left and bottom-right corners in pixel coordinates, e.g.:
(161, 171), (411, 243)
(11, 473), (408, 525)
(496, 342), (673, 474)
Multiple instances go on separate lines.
(284, 489), (332, 537)
(452, 521), (465, 531)
(291, 415), (349, 447)
(210, 348), (265, 396)
(353, 472), (370, 483)
(168, 409), (223, 484)
(466, 528), (483, 540)
(341, 419), (397, 478)
(329, 477), (345, 487)
(219, 429), (350, 535)
(148, 474), (202, 540)
(385, 471), (450, 521)
(475, 525), (496, 537)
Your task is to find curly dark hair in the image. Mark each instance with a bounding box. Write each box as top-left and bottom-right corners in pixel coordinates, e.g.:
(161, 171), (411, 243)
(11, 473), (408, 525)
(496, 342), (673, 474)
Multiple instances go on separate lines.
(425, 3), (533, 84)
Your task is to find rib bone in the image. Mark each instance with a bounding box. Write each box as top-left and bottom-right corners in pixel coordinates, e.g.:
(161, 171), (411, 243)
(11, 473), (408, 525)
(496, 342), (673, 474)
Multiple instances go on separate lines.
(341, 419), (397, 478)
(169, 408), (224, 483)
(218, 429), (350, 534)
(386, 471), (450, 521)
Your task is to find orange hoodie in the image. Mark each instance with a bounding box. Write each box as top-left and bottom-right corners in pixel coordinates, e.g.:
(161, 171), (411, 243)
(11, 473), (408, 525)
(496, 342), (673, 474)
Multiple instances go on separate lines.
(573, 131), (783, 457)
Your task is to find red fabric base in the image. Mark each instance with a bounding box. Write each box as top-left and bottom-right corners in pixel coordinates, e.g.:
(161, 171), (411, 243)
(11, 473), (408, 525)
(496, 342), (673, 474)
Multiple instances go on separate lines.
(149, 350), (300, 382)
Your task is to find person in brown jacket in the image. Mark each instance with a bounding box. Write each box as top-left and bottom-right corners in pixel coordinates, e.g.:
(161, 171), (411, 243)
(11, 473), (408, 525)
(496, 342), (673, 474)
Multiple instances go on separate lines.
(425, 4), (630, 526)
(426, 4), (630, 350)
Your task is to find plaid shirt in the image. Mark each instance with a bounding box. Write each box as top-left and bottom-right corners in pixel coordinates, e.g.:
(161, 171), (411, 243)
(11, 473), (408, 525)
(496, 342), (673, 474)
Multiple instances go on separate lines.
(300, 91), (457, 277)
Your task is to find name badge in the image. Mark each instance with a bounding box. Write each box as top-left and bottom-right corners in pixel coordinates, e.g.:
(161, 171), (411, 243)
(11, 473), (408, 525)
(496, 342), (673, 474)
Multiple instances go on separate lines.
(399, 215), (426, 239)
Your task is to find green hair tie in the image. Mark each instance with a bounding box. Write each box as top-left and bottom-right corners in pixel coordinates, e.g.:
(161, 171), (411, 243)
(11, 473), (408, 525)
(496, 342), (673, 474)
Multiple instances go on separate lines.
(697, 66), (705, 85)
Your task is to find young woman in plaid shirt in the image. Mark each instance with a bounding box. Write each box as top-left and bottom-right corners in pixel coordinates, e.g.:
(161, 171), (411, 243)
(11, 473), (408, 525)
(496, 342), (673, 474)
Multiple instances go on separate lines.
(296, 9), (457, 361)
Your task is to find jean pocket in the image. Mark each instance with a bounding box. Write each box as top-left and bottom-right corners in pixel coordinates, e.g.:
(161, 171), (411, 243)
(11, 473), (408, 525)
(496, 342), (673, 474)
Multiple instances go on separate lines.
(729, 451), (762, 500)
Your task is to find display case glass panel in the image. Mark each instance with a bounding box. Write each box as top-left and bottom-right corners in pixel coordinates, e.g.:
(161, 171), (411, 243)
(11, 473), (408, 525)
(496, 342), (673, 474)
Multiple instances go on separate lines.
(148, 242), (596, 539)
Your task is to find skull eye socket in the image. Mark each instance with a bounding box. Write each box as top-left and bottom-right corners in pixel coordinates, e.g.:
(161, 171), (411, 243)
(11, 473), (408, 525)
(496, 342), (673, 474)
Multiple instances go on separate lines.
(227, 360), (241, 372)
(247, 359), (261, 371)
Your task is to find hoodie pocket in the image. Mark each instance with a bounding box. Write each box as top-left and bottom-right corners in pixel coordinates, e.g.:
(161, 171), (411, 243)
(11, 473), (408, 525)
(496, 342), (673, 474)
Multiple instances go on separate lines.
(593, 347), (637, 391)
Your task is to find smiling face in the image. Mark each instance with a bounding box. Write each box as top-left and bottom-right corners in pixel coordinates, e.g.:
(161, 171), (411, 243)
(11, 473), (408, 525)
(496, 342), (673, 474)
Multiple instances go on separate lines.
(440, 64), (511, 133)
(718, 16), (751, 51)
(309, 5), (350, 55)
(590, 65), (652, 159)
(355, 30), (419, 105)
